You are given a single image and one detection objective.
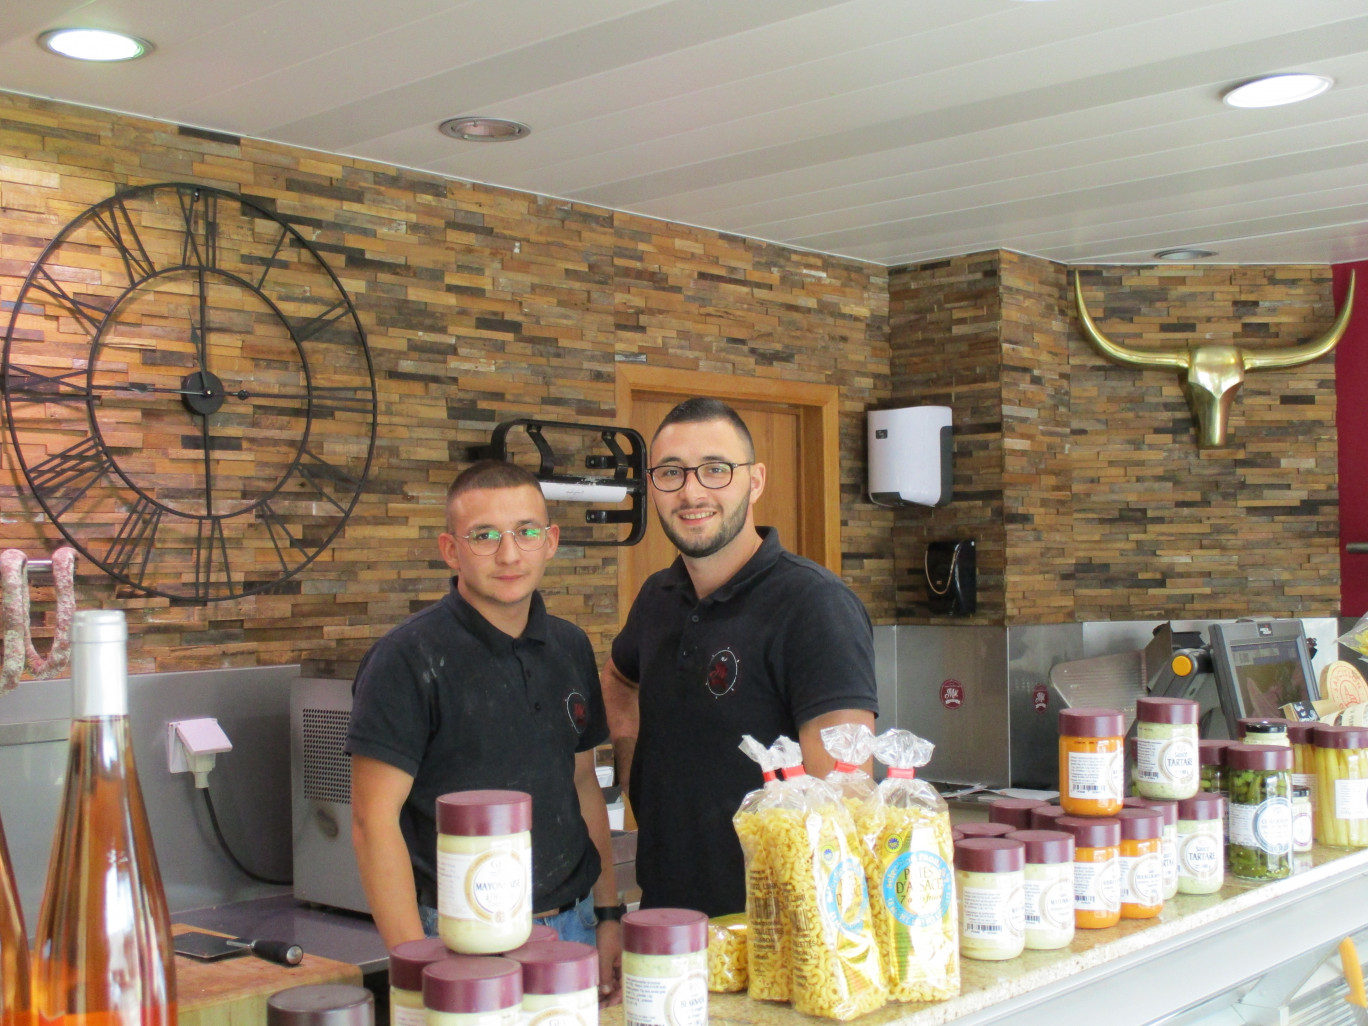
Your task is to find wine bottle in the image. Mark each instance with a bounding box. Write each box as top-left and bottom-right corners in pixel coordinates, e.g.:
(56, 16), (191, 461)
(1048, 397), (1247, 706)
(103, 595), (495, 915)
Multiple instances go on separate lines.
(34, 610), (175, 1026)
(1, 807), (31, 1026)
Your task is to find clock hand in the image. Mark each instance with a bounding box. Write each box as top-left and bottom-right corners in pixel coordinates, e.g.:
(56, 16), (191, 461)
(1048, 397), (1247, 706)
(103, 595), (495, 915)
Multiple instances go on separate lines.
(116, 382), (217, 397)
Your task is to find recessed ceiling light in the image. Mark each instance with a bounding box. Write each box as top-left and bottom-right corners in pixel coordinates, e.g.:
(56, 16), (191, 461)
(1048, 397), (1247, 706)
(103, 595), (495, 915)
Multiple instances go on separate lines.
(1154, 248), (1217, 260)
(438, 117), (530, 142)
(39, 28), (152, 62)
(1222, 73), (1333, 109)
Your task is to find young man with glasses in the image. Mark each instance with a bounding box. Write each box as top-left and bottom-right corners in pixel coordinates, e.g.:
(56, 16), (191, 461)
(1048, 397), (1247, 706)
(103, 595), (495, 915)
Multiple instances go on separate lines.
(601, 398), (878, 917)
(348, 460), (621, 1003)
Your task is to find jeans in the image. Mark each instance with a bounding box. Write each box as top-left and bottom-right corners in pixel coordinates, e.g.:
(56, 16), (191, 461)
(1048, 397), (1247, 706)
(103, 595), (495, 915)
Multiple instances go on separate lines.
(419, 892), (596, 945)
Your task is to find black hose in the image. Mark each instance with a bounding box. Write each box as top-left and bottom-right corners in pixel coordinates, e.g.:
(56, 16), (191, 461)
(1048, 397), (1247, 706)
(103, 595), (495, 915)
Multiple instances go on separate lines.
(201, 788), (292, 887)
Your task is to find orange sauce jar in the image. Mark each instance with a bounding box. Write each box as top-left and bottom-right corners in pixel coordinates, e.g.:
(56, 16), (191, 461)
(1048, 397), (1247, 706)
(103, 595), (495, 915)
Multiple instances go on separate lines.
(1058, 708), (1125, 816)
(1115, 808), (1164, 919)
(1056, 816), (1121, 929)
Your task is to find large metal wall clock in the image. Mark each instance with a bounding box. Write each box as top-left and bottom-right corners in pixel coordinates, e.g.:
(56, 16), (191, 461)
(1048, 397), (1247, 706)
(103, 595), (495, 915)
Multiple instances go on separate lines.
(1, 182), (377, 602)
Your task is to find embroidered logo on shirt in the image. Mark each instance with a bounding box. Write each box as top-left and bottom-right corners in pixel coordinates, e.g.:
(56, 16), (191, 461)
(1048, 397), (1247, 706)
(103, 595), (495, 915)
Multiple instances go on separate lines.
(705, 648), (740, 698)
(565, 691), (589, 733)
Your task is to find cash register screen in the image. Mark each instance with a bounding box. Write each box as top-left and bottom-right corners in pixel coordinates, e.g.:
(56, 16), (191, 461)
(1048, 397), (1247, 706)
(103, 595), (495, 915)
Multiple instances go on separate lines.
(1209, 619), (1317, 733)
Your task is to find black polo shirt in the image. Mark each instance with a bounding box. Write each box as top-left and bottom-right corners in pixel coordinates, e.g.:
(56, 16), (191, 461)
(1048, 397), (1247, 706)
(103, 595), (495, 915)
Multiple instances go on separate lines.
(347, 582), (606, 914)
(611, 528), (878, 916)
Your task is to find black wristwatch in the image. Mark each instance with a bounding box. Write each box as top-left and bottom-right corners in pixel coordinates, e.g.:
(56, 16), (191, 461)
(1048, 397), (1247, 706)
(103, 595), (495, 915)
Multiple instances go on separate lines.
(594, 903), (628, 923)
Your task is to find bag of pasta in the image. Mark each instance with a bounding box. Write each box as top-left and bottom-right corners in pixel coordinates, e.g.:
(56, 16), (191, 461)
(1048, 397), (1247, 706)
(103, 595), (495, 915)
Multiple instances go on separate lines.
(856, 729), (959, 1002)
(731, 735), (787, 1000)
(768, 737), (886, 1020)
(821, 723), (878, 811)
(707, 913), (748, 993)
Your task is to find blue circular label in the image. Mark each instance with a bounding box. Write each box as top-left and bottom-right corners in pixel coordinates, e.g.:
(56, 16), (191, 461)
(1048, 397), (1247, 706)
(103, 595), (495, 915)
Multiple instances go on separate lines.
(823, 856), (869, 934)
(881, 850), (951, 928)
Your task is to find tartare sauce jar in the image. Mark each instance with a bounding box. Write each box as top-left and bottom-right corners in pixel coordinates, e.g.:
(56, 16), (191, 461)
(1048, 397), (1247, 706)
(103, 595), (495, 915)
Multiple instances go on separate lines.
(1056, 817), (1121, 929)
(504, 940), (599, 1026)
(1226, 744), (1293, 881)
(954, 838), (1026, 961)
(1004, 830), (1074, 950)
(267, 985), (375, 1026)
(1239, 719), (1290, 747)
(1030, 805), (1068, 831)
(1312, 723), (1368, 849)
(1199, 740), (1230, 796)
(1134, 697), (1200, 800)
(1058, 708), (1125, 816)
(1126, 797), (1178, 899)
(423, 957), (523, 1026)
(388, 938), (450, 1026)
(988, 798), (1047, 831)
(955, 822), (1015, 840)
(436, 791), (533, 954)
(622, 909), (708, 1026)
(1175, 793), (1225, 895)
(1115, 808), (1164, 919)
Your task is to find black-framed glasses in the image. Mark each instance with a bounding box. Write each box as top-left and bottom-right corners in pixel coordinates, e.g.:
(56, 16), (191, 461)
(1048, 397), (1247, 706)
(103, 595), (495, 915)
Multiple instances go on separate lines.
(646, 461), (754, 492)
(459, 525), (550, 555)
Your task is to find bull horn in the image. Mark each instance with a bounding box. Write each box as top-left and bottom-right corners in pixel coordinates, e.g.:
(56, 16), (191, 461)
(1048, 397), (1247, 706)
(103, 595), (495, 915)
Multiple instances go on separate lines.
(1243, 271), (1355, 371)
(1073, 272), (1189, 370)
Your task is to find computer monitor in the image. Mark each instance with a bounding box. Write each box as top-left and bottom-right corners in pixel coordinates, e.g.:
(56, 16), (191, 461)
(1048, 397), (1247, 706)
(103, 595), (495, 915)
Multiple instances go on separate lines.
(1209, 619), (1318, 737)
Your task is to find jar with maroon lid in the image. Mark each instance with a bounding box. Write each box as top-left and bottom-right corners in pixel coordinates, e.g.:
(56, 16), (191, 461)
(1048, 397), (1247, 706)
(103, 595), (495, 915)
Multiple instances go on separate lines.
(953, 838), (1025, 960)
(955, 821), (1015, 839)
(388, 938), (450, 1026)
(1029, 805), (1068, 830)
(1135, 697), (1200, 800)
(1058, 708), (1125, 815)
(422, 957), (522, 1026)
(1226, 744), (1292, 880)
(436, 791), (532, 954)
(1115, 809), (1163, 918)
(1199, 740), (1231, 795)
(1312, 723), (1368, 848)
(988, 798), (1046, 830)
(1055, 817), (1121, 929)
(1125, 797), (1178, 899)
(1175, 792), (1225, 894)
(1004, 830), (1073, 950)
(503, 940), (599, 1026)
(622, 909), (707, 1026)
(1239, 718), (1290, 746)
(268, 985), (375, 1026)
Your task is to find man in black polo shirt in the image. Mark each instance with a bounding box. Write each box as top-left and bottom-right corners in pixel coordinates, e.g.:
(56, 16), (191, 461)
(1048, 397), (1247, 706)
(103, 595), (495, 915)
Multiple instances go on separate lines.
(601, 399), (879, 917)
(348, 461), (621, 1001)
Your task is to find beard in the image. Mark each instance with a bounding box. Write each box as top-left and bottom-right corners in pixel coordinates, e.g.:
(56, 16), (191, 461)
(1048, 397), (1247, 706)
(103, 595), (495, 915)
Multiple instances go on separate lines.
(660, 495), (750, 559)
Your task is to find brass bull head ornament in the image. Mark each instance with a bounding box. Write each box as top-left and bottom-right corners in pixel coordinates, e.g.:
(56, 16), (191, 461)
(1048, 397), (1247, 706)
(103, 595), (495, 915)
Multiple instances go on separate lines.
(1074, 271), (1355, 448)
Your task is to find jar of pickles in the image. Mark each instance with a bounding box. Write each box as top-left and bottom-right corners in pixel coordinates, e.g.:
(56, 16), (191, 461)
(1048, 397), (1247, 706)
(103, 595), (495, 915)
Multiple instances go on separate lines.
(1312, 723), (1368, 848)
(1199, 740), (1230, 796)
(1226, 744), (1292, 880)
(1134, 697), (1200, 800)
(1058, 708), (1125, 816)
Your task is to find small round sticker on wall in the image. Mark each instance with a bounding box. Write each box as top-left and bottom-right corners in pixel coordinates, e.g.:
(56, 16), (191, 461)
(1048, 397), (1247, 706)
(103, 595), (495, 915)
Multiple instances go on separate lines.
(1032, 683), (1050, 713)
(940, 680), (964, 709)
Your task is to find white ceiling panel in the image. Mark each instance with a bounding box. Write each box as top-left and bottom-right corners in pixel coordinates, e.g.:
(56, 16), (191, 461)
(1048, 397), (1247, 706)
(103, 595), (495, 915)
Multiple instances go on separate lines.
(2, 0), (1368, 265)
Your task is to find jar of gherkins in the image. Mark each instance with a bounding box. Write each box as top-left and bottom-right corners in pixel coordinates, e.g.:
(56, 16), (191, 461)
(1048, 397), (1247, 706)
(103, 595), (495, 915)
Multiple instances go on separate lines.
(1199, 740), (1230, 796)
(1225, 744), (1293, 881)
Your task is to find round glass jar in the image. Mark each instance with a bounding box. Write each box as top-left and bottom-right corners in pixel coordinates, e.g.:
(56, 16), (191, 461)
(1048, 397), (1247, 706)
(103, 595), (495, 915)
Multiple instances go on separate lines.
(954, 838), (1025, 961)
(955, 821), (1015, 840)
(1199, 740), (1230, 796)
(1115, 809), (1164, 919)
(436, 791), (533, 955)
(1226, 744), (1293, 880)
(1058, 708), (1125, 816)
(1055, 817), (1121, 929)
(1126, 797), (1178, 899)
(988, 798), (1047, 831)
(1291, 785), (1314, 853)
(1004, 830), (1074, 950)
(1030, 805), (1068, 831)
(1175, 793), (1225, 894)
(267, 985), (375, 1026)
(1312, 723), (1368, 848)
(388, 938), (450, 1026)
(1239, 719), (1290, 747)
(1134, 697), (1200, 800)
(504, 940), (599, 1026)
(622, 909), (708, 1026)
(423, 957), (522, 1026)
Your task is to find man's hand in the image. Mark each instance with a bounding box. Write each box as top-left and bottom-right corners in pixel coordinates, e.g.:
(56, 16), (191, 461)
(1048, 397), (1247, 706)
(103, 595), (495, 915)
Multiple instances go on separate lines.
(595, 919), (623, 1006)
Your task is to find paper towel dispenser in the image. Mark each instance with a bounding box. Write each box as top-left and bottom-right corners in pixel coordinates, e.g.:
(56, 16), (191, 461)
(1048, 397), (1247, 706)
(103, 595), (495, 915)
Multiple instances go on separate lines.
(867, 406), (952, 507)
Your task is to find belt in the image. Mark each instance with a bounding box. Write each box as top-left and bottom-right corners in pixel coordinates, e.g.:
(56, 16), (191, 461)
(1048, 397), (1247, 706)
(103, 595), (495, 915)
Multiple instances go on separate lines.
(534, 894), (587, 919)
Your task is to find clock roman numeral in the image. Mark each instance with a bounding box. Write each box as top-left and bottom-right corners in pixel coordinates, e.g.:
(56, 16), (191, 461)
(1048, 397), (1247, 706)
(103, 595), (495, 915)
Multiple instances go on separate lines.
(29, 267), (112, 337)
(105, 498), (162, 586)
(178, 187), (219, 270)
(3, 366), (94, 404)
(310, 387), (374, 416)
(91, 197), (157, 284)
(296, 450), (361, 514)
(193, 517), (231, 601)
(252, 225), (292, 292)
(257, 501), (305, 572)
(287, 301), (350, 343)
(26, 438), (114, 518)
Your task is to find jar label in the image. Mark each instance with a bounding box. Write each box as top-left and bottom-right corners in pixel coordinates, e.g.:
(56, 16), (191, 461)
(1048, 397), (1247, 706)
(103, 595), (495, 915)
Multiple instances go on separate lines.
(882, 850), (951, 928)
(1067, 749), (1123, 802)
(624, 969), (708, 1026)
(1023, 873), (1073, 931)
(438, 838), (531, 923)
(1136, 735), (1197, 786)
(959, 883), (1024, 940)
(1292, 804), (1314, 850)
(394, 1004), (426, 1026)
(1073, 858), (1120, 912)
(527, 994), (596, 1026)
(1230, 798), (1292, 854)
(1119, 851), (1162, 906)
(1178, 831), (1222, 881)
(1333, 778), (1368, 821)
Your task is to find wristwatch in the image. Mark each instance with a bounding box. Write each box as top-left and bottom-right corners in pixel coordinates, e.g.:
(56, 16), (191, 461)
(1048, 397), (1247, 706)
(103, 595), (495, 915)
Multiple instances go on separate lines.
(594, 903), (628, 923)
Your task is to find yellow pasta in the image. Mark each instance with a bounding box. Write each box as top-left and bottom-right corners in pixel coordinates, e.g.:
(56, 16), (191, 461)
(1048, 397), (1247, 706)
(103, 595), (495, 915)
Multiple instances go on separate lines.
(733, 809), (790, 1001)
(707, 913), (748, 992)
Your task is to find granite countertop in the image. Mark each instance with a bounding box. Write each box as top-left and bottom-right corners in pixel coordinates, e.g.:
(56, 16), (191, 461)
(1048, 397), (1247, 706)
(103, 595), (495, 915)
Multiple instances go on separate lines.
(602, 843), (1368, 1026)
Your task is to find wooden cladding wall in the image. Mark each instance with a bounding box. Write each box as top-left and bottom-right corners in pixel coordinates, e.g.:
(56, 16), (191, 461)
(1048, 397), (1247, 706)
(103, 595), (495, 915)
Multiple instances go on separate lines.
(888, 251), (1341, 624)
(0, 93), (892, 677)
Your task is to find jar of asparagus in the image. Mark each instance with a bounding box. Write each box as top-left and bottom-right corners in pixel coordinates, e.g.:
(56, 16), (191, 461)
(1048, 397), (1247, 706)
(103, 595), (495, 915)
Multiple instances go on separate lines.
(1311, 723), (1368, 849)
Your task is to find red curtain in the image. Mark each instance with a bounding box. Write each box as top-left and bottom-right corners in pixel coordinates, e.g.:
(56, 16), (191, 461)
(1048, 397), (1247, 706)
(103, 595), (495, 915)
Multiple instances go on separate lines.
(1335, 262), (1368, 616)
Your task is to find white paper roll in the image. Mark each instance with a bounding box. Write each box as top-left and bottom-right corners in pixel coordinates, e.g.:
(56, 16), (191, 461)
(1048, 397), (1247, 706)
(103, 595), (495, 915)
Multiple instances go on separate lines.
(539, 480), (628, 503)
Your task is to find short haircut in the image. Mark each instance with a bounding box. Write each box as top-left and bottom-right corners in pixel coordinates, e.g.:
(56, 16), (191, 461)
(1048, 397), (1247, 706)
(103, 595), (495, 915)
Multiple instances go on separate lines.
(652, 397), (755, 460)
(445, 460), (546, 532)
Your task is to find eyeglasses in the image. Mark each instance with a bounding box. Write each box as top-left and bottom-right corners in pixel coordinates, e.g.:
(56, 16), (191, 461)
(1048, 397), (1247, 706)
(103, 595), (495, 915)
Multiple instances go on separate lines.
(459, 525), (550, 555)
(646, 461), (753, 492)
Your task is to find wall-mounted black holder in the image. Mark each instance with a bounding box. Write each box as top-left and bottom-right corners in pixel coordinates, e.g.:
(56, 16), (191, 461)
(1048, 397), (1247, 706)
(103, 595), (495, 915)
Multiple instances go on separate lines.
(469, 418), (648, 546)
(925, 539), (976, 615)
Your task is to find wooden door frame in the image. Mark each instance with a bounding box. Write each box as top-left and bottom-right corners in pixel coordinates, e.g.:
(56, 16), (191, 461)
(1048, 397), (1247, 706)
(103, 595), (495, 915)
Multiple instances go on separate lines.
(615, 365), (842, 622)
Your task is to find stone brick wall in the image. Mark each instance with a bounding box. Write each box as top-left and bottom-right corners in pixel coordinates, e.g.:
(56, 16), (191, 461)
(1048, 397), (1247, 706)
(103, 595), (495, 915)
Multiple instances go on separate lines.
(0, 93), (892, 676)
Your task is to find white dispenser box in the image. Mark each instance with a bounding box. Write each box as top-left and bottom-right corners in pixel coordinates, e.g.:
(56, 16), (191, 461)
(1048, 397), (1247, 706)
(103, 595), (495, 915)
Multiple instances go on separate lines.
(868, 406), (953, 507)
